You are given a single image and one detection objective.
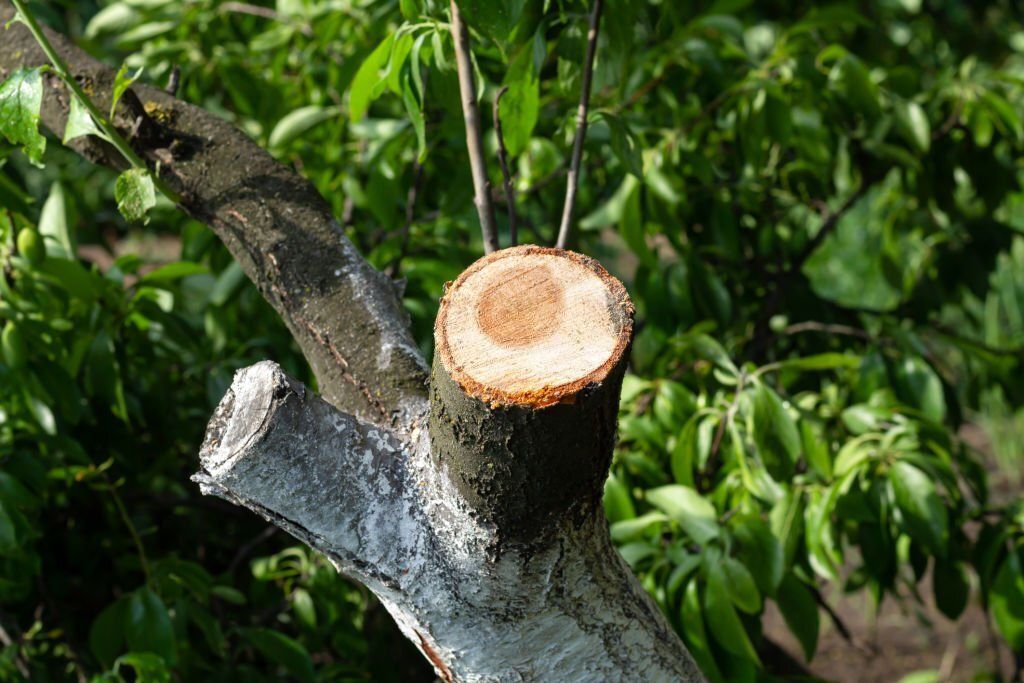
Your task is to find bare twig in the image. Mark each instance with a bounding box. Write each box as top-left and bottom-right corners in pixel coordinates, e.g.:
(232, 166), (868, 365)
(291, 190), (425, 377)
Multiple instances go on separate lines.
(450, 0), (500, 254)
(493, 86), (518, 247)
(386, 161), (425, 278)
(556, 0), (604, 250)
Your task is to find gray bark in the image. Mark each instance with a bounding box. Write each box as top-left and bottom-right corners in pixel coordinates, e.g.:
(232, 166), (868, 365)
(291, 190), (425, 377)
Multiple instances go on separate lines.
(197, 362), (702, 682)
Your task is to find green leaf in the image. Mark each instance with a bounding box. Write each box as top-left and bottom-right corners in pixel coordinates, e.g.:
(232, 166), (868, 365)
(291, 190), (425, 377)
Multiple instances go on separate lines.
(704, 572), (760, 664)
(499, 44), (540, 157)
(90, 597), (128, 669)
(932, 558), (969, 620)
(601, 112), (643, 178)
(831, 55), (880, 119)
(126, 587), (176, 663)
(733, 516), (784, 596)
(39, 181), (75, 259)
(0, 67), (48, 166)
(646, 485), (718, 545)
(681, 581), (725, 683)
(401, 72), (427, 162)
(766, 353), (860, 373)
(894, 100), (931, 153)
(893, 356), (946, 422)
(456, 0), (528, 45)
(776, 573), (819, 661)
(889, 460), (948, 556)
(110, 63), (143, 119)
(990, 553), (1024, 651)
(268, 105), (339, 150)
(0, 501), (16, 553)
(63, 94), (106, 144)
(751, 383), (801, 481)
(114, 652), (171, 683)
(140, 261), (207, 283)
(240, 627), (315, 683)
(671, 415), (699, 488)
(602, 473), (636, 523)
(610, 511), (666, 542)
(115, 168), (157, 223)
(770, 489), (805, 568)
(292, 588), (317, 629)
(350, 34), (396, 121)
(721, 556), (762, 613)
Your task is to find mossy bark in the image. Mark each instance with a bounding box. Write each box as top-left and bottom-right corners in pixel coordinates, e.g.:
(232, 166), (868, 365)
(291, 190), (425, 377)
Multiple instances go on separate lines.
(428, 351), (628, 547)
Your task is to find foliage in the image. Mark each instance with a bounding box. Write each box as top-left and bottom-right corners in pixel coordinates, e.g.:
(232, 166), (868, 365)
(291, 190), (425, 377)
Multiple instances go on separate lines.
(1, 0), (1024, 681)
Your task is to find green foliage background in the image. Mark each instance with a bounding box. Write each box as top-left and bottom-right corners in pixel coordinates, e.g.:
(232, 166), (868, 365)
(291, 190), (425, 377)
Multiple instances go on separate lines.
(1, 0), (1024, 681)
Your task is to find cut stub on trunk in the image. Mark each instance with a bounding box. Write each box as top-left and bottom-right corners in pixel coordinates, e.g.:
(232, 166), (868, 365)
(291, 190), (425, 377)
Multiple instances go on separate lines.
(435, 244), (634, 408)
(431, 245), (635, 545)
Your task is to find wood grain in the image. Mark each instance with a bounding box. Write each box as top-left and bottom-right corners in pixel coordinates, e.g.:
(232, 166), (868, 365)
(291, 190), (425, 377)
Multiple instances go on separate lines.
(436, 245), (634, 408)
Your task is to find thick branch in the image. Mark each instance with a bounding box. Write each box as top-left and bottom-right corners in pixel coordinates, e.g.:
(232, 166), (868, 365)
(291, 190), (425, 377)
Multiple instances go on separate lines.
(449, 0), (500, 254)
(556, 0), (603, 250)
(0, 4), (428, 429)
(199, 361), (703, 681)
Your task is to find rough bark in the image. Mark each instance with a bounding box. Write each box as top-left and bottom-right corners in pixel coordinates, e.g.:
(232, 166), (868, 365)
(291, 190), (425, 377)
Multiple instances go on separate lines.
(199, 361), (703, 682)
(0, 3), (427, 429)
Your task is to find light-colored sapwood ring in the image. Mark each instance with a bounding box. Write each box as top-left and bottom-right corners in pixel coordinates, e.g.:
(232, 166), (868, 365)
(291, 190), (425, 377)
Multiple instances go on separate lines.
(435, 245), (634, 408)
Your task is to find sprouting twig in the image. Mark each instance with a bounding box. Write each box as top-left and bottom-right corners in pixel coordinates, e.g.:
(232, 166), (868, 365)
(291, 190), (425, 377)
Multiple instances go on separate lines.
(449, 0), (500, 254)
(555, 0), (604, 250)
(493, 86), (518, 247)
(8, 0), (181, 203)
(165, 64), (181, 95)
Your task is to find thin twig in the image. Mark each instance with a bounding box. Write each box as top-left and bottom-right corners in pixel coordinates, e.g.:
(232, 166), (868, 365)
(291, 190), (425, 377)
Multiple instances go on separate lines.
(9, 0), (181, 203)
(450, 0), (499, 254)
(492, 86), (518, 247)
(386, 161), (424, 279)
(556, 0), (604, 250)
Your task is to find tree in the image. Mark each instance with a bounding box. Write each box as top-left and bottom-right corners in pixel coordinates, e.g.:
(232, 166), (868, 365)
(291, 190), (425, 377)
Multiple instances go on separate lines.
(1, 1), (1024, 681)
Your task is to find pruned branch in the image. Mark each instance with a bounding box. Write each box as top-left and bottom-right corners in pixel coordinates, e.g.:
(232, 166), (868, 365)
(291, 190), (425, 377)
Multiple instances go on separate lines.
(556, 0), (604, 250)
(0, 3), (428, 429)
(449, 0), (500, 254)
(492, 86), (518, 247)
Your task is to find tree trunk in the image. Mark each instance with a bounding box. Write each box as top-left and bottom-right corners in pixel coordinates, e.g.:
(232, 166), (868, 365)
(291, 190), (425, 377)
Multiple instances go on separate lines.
(196, 247), (702, 681)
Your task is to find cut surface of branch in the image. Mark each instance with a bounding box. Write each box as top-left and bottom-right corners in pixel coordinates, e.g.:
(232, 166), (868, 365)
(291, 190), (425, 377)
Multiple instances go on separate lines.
(435, 245), (632, 408)
(449, 0), (500, 254)
(556, 0), (604, 250)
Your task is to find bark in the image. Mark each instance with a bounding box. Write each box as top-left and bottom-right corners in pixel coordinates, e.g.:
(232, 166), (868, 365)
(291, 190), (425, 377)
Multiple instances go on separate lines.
(0, 3), (427, 430)
(198, 361), (702, 682)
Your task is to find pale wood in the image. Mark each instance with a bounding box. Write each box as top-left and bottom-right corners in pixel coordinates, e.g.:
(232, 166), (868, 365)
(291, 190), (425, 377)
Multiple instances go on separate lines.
(435, 245), (633, 407)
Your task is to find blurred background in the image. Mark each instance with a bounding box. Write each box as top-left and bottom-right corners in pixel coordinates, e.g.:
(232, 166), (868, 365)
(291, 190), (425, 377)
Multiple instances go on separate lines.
(1, 0), (1024, 680)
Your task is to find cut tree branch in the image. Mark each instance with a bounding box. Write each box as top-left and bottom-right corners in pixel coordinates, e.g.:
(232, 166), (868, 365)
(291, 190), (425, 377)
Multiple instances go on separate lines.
(493, 86), (518, 247)
(449, 0), (500, 254)
(0, 2), (428, 430)
(556, 0), (604, 250)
